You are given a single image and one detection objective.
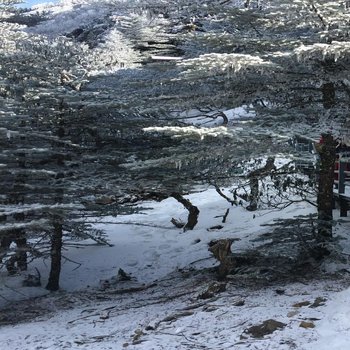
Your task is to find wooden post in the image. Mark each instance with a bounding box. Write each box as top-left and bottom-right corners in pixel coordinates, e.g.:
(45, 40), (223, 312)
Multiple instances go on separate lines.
(338, 161), (346, 194)
(340, 197), (348, 217)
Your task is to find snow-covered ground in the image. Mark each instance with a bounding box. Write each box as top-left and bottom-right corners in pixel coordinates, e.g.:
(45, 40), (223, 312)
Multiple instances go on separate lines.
(1, 189), (350, 349)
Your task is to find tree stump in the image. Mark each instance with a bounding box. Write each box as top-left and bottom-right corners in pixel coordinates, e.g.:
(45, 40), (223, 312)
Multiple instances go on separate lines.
(208, 239), (236, 278)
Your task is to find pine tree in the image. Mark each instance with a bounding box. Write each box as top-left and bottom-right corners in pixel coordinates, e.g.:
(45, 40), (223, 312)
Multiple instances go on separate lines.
(2, 0), (349, 286)
(0, 1), (116, 289)
(111, 0), (350, 237)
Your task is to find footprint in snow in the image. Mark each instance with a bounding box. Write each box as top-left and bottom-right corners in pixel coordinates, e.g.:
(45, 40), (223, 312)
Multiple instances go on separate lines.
(158, 244), (171, 249)
(126, 260), (139, 267)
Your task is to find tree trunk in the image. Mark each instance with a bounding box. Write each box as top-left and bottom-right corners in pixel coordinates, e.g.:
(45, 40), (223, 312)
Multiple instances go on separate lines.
(247, 177), (259, 211)
(46, 220), (63, 291)
(247, 157), (276, 211)
(322, 82), (335, 109)
(316, 133), (337, 240)
(171, 193), (199, 231)
(46, 130), (65, 291)
(15, 231), (27, 271)
(4, 148), (28, 273)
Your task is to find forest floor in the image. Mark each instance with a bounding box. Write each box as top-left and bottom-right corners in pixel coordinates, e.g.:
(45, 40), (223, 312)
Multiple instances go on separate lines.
(1, 189), (350, 349)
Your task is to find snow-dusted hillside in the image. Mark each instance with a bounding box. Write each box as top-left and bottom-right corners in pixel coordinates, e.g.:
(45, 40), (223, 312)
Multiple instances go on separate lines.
(2, 1), (350, 349)
(1, 189), (350, 349)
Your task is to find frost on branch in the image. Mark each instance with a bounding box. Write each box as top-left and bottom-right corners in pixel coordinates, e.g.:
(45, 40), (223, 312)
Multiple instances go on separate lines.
(179, 53), (276, 78)
(87, 28), (141, 74)
(294, 42), (350, 63)
(143, 126), (234, 140)
(0, 22), (27, 52)
(121, 154), (196, 171)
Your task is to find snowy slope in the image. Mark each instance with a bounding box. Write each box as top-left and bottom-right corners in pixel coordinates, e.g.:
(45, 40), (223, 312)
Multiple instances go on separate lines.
(3, 2), (350, 347)
(0, 188), (316, 296)
(1, 188), (350, 349)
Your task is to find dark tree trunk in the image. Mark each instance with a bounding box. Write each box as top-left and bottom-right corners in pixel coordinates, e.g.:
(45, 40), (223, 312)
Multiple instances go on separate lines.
(4, 148), (29, 273)
(247, 157), (276, 211)
(248, 177), (259, 211)
(322, 82), (336, 109)
(316, 133), (337, 240)
(171, 192), (199, 231)
(46, 127), (65, 291)
(15, 231), (27, 271)
(46, 220), (63, 291)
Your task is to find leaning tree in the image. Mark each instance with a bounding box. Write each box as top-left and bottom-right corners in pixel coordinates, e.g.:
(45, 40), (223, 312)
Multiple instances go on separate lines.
(104, 0), (350, 241)
(40, 0), (347, 238)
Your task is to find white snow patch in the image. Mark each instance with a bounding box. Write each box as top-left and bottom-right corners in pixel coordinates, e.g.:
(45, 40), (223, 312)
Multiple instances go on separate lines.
(1, 189), (350, 350)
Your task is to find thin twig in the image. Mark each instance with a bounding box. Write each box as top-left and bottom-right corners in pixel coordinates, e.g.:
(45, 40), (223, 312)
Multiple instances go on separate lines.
(0, 293), (10, 302)
(4, 284), (28, 297)
(215, 186), (237, 206)
(189, 257), (214, 265)
(61, 255), (83, 270)
(83, 221), (173, 229)
(222, 208), (230, 223)
(68, 288), (196, 325)
(155, 330), (199, 344)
